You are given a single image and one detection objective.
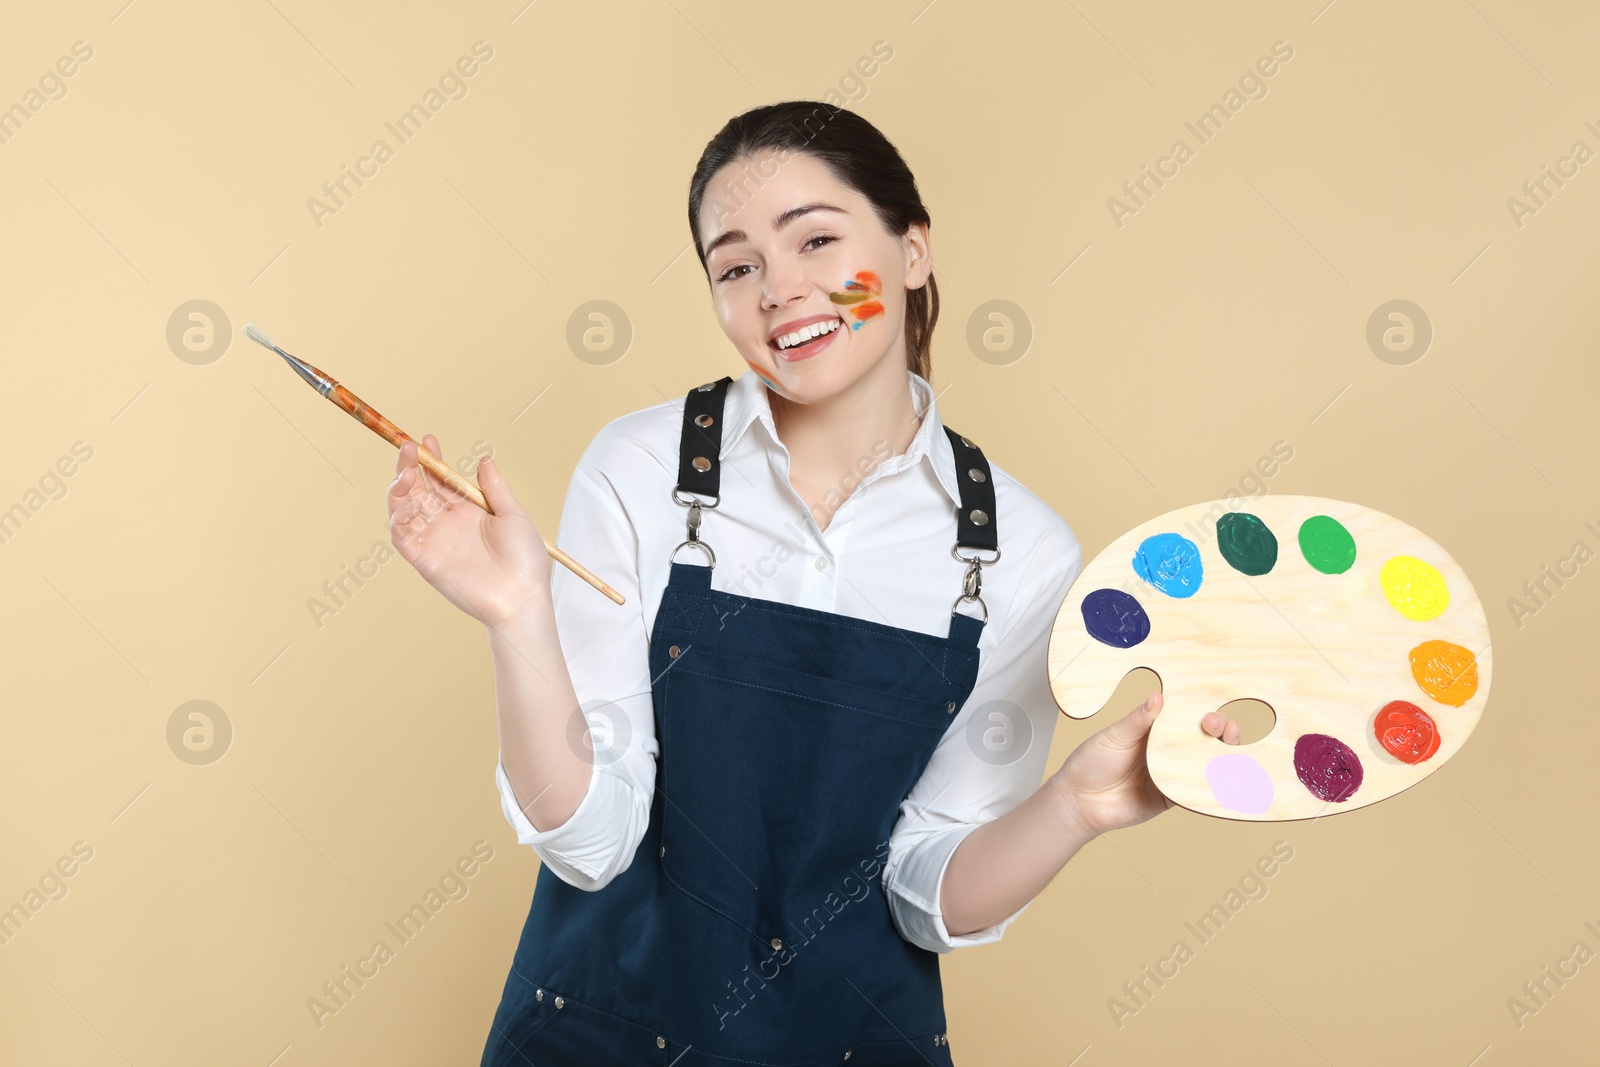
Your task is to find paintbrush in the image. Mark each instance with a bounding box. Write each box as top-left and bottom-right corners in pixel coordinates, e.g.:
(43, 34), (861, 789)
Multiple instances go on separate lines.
(244, 323), (624, 606)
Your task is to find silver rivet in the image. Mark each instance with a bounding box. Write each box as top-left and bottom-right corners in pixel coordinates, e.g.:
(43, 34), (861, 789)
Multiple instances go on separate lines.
(843, 1052), (852, 1061)
(770, 938), (783, 950)
(968, 508), (989, 526)
(554, 995), (565, 1009)
(695, 413), (714, 427)
(947, 701), (956, 715)
(669, 645), (681, 658)
(535, 988), (543, 1002)
(692, 455), (711, 472)
(967, 467), (986, 483)
(959, 435), (975, 449)
(656, 1036), (667, 1049)
(659, 845), (666, 857)
(697, 382), (715, 391)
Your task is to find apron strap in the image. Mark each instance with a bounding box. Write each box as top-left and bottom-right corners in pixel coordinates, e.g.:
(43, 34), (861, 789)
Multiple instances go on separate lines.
(944, 426), (998, 638)
(670, 375), (997, 644)
(675, 376), (734, 502)
(668, 376), (735, 568)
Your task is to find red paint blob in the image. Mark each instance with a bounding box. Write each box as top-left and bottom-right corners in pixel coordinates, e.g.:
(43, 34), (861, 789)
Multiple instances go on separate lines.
(1374, 700), (1440, 764)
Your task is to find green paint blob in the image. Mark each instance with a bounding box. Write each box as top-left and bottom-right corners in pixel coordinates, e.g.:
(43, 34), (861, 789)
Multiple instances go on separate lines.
(1299, 514), (1357, 574)
(1216, 512), (1278, 575)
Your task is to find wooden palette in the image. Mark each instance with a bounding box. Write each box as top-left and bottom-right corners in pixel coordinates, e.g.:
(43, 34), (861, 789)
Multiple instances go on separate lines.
(1047, 495), (1492, 821)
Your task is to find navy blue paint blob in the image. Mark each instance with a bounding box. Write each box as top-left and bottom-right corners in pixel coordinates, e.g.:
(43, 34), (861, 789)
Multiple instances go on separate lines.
(1081, 588), (1152, 648)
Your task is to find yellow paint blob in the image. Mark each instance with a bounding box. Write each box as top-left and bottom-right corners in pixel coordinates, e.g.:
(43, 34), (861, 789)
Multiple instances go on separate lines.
(1381, 555), (1450, 621)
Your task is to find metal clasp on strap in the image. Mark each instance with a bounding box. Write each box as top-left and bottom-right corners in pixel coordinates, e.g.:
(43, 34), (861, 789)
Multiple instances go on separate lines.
(950, 544), (1001, 621)
(669, 488), (718, 566)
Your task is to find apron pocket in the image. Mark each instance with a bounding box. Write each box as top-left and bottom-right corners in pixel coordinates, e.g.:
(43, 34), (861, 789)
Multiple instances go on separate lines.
(489, 973), (670, 1066)
(656, 653), (951, 940)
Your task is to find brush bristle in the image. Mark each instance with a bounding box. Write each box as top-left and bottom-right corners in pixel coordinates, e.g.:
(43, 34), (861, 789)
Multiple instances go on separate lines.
(243, 323), (276, 350)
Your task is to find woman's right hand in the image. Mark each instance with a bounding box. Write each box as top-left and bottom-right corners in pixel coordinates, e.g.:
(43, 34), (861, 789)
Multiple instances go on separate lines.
(387, 434), (552, 625)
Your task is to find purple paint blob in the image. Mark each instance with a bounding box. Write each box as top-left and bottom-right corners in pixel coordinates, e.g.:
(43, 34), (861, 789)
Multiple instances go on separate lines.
(1293, 733), (1364, 803)
(1081, 588), (1151, 648)
(1206, 752), (1275, 814)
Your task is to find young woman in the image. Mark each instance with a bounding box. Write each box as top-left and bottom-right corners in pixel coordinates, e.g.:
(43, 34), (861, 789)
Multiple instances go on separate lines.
(388, 101), (1241, 1066)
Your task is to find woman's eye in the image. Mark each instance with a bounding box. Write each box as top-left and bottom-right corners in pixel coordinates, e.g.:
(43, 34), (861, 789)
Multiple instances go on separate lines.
(716, 236), (836, 281)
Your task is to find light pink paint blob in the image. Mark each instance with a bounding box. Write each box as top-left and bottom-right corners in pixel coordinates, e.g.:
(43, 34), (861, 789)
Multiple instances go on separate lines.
(1206, 752), (1275, 814)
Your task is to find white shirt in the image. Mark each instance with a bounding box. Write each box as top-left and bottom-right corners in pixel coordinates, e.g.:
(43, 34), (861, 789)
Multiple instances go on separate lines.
(495, 367), (1083, 953)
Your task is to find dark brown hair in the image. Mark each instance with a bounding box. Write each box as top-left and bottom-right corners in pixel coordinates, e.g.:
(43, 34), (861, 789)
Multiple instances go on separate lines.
(687, 101), (939, 382)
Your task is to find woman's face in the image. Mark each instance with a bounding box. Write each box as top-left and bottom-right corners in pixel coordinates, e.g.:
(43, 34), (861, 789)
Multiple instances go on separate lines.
(697, 149), (931, 405)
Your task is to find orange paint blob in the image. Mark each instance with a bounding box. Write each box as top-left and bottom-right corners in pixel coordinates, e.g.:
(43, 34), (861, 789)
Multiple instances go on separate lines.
(1408, 640), (1479, 707)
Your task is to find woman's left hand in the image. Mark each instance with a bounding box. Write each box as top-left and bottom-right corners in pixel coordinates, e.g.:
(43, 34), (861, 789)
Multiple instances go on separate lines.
(1046, 692), (1241, 838)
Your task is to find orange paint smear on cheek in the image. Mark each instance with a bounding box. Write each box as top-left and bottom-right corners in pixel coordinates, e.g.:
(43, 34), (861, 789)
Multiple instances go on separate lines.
(830, 270), (885, 330)
(743, 357), (787, 395)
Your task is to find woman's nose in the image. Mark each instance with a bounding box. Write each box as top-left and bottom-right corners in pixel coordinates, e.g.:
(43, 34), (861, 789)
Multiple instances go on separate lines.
(761, 261), (810, 308)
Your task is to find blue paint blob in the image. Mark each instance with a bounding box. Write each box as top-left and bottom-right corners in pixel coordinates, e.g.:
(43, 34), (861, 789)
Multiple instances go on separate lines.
(1131, 532), (1204, 598)
(1081, 588), (1152, 648)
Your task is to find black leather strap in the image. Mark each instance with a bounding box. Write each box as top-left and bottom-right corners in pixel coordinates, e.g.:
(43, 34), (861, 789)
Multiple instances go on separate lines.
(944, 426), (998, 553)
(674, 376), (734, 501)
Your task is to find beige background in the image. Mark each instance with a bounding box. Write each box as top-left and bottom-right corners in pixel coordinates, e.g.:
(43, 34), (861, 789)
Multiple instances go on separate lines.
(2, 1), (1595, 1063)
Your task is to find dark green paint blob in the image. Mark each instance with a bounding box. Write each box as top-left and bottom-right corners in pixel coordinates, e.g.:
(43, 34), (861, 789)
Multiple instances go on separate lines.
(1299, 514), (1357, 574)
(1216, 512), (1278, 575)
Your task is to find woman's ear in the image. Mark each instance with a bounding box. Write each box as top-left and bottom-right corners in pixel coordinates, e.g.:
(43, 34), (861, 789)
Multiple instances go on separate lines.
(903, 221), (933, 290)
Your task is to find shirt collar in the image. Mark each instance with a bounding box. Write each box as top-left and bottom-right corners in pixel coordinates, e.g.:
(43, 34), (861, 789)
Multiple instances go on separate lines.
(719, 367), (963, 508)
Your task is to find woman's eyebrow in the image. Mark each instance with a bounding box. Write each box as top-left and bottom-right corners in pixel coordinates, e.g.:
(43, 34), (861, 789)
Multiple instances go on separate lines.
(704, 201), (847, 259)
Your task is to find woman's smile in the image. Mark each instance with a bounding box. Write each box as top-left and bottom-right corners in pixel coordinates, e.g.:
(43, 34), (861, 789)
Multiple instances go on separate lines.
(772, 314), (844, 362)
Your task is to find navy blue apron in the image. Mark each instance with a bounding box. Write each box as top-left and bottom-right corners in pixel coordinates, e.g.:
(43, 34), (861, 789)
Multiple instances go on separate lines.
(482, 376), (1001, 1066)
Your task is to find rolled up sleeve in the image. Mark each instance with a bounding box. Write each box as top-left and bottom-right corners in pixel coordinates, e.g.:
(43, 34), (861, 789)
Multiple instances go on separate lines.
(883, 517), (1083, 953)
(492, 433), (659, 892)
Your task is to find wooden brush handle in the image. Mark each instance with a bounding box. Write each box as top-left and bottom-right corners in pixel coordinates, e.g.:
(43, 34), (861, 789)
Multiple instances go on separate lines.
(331, 384), (625, 606)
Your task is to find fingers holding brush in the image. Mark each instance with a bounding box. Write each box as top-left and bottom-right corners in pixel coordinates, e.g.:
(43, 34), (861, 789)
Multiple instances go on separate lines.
(389, 435), (455, 547)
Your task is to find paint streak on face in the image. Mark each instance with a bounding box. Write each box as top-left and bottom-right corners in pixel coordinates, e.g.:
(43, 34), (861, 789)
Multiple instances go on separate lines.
(743, 356), (789, 396)
(829, 270), (885, 330)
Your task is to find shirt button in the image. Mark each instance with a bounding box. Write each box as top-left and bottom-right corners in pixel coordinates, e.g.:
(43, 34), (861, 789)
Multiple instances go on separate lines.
(814, 556), (828, 570)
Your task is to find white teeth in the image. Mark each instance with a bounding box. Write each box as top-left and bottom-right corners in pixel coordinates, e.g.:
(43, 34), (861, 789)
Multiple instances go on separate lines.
(775, 318), (840, 350)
